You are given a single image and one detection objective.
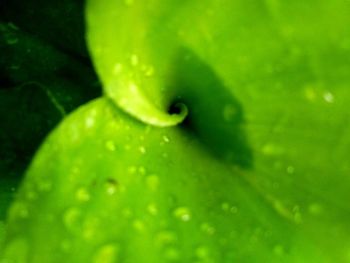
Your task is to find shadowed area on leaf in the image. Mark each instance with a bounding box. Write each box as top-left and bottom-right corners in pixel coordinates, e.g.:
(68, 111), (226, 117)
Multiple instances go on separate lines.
(168, 47), (253, 169)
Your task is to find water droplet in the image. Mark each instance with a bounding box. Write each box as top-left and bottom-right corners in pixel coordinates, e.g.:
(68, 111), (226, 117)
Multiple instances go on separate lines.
(124, 0), (134, 6)
(60, 239), (72, 252)
(273, 244), (285, 256)
(85, 116), (95, 128)
(63, 207), (81, 232)
(308, 203), (323, 215)
(76, 187), (91, 202)
(163, 135), (170, 143)
(130, 54), (139, 66)
(155, 231), (177, 246)
(195, 246), (210, 259)
(144, 65), (154, 77)
(173, 207), (191, 222)
(146, 175), (159, 191)
(286, 166), (295, 174)
(9, 202), (29, 219)
(37, 178), (52, 192)
(129, 82), (138, 94)
(147, 203), (158, 215)
(133, 219), (145, 231)
(113, 63), (122, 75)
(304, 87), (316, 101)
(122, 208), (133, 218)
(93, 243), (120, 263)
(105, 178), (118, 195)
(200, 223), (216, 235)
(137, 167), (146, 175)
(223, 104), (237, 122)
(323, 91), (334, 103)
(105, 140), (116, 152)
(139, 146), (146, 154)
(164, 247), (179, 261)
(292, 205), (302, 223)
(221, 202), (230, 212)
(128, 166), (137, 174)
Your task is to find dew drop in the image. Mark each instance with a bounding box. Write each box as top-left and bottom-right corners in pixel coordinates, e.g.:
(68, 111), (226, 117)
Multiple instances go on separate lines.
(221, 202), (230, 212)
(308, 203), (323, 215)
(63, 207), (81, 231)
(163, 135), (170, 143)
(133, 219), (145, 231)
(75, 187), (91, 202)
(60, 239), (72, 252)
(105, 140), (116, 152)
(139, 146), (146, 154)
(105, 178), (118, 196)
(146, 175), (159, 191)
(196, 246), (210, 259)
(85, 114), (95, 128)
(200, 223), (216, 235)
(155, 231), (177, 246)
(113, 63), (122, 75)
(9, 202), (29, 219)
(173, 207), (191, 222)
(147, 203), (158, 215)
(37, 178), (52, 192)
(273, 244), (285, 256)
(93, 243), (120, 263)
(286, 166), (295, 174)
(130, 54), (139, 66)
(144, 65), (155, 77)
(323, 91), (334, 103)
(164, 247), (180, 261)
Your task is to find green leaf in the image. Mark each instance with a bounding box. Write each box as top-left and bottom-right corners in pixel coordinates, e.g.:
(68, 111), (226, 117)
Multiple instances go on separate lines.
(2, 0), (350, 262)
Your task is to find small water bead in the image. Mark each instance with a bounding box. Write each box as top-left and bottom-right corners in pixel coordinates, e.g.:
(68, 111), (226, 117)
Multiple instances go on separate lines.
(147, 203), (158, 216)
(122, 208), (133, 218)
(60, 239), (72, 252)
(133, 219), (145, 232)
(308, 203), (323, 215)
(63, 207), (82, 232)
(139, 146), (146, 154)
(163, 135), (170, 143)
(286, 166), (295, 174)
(75, 187), (91, 202)
(83, 217), (101, 241)
(273, 244), (285, 256)
(155, 231), (177, 246)
(292, 205), (302, 223)
(105, 140), (116, 152)
(164, 247), (180, 261)
(105, 178), (118, 196)
(200, 223), (216, 235)
(173, 207), (191, 222)
(138, 166), (146, 175)
(37, 178), (53, 192)
(9, 202), (29, 219)
(93, 243), (120, 263)
(130, 54), (139, 66)
(221, 202), (230, 212)
(113, 63), (122, 75)
(144, 65), (155, 77)
(146, 175), (159, 191)
(195, 246), (210, 259)
(128, 166), (137, 174)
(323, 91), (335, 103)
